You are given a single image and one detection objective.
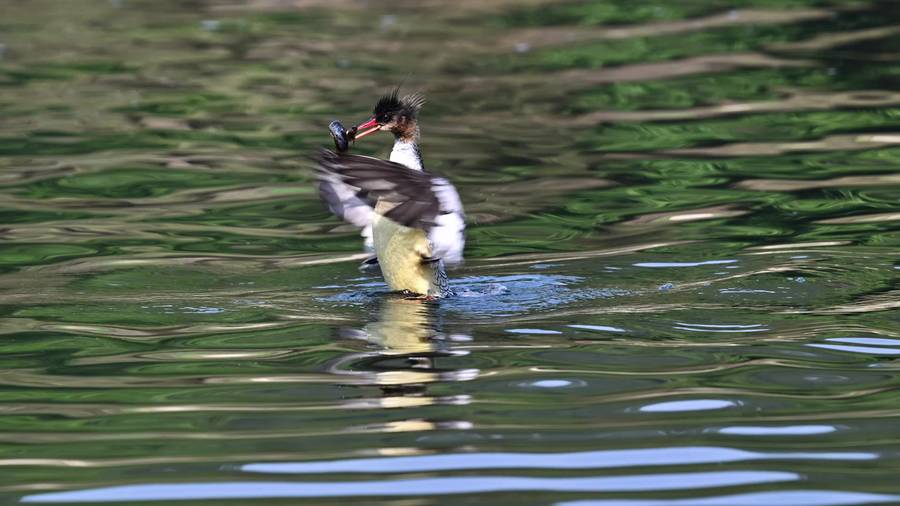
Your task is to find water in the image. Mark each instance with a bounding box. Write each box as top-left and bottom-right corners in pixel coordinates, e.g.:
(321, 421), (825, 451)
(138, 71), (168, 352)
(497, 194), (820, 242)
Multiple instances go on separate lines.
(1, 0), (899, 504)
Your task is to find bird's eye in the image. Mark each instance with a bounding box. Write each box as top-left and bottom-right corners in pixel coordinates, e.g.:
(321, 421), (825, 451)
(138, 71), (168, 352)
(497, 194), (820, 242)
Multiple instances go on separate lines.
(378, 114), (391, 124)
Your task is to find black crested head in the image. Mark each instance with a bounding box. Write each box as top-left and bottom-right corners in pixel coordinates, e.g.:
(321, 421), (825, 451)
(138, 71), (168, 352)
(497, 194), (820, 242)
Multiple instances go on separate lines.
(372, 87), (425, 125)
(373, 88), (402, 120)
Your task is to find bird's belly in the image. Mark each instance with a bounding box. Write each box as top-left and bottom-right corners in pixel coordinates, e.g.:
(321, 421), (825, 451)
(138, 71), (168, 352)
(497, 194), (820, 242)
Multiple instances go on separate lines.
(372, 214), (433, 295)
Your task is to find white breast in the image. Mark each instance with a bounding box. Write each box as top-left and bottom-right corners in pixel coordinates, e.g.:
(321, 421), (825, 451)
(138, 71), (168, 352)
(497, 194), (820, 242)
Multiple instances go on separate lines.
(390, 140), (423, 171)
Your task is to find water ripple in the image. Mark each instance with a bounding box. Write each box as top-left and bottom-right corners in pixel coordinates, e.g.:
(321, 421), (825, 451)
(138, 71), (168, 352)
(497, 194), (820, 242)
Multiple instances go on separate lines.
(2, 0), (899, 503)
(241, 446), (874, 474)
(21, 471), (799, 502)
(560, 490), (900, 506)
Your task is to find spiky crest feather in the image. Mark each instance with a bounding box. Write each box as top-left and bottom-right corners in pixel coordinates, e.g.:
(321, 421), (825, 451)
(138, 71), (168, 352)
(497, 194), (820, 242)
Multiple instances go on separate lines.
(373, 87), (424, 120)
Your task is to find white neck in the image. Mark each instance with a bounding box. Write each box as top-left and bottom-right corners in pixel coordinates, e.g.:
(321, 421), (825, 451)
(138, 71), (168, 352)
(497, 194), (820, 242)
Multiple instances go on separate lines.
(389, 138), (423, 171)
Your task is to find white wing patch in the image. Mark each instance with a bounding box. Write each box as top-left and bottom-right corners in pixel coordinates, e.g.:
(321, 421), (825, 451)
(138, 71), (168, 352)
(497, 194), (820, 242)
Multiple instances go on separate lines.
(318, 171), (373, 228)
(428, 177), (465, 266)
(318, 171), (375, 251)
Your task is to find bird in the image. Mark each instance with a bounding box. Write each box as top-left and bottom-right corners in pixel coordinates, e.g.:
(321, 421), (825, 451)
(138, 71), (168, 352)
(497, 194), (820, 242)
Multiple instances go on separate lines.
(316, 89), (465, 299)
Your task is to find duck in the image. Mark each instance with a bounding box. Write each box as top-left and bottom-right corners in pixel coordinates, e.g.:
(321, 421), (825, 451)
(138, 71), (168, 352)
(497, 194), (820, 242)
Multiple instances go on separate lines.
(316, 89), (465, 298)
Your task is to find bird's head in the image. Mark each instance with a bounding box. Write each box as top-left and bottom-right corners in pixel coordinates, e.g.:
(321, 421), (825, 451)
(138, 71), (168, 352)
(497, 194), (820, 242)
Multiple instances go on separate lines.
(351, 89), (424, 143)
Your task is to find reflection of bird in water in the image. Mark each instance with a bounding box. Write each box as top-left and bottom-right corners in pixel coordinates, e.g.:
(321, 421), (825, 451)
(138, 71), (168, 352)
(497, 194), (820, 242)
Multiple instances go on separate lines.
(357, 295), (441, 355)
(317, 89), (465, 299)
(328, 296), (477, 403)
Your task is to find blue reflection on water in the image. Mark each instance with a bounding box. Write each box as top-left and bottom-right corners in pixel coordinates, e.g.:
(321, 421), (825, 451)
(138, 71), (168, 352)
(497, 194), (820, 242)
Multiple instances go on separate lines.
(506, 328), (563, 335)
(559, 490), (900, 506)
(21, 471), (797, 503)
(569, 324), (627, 333)
(240, 446), (873, 474)
(827, 337), (900, 346)
(807, 344), (900, 356)
(322, 274), (627, 316)
(633, 260), (737, 268)
(674, 322), (768, 333)
(640, 399), (736, 412)
(718, 425), (837, 436)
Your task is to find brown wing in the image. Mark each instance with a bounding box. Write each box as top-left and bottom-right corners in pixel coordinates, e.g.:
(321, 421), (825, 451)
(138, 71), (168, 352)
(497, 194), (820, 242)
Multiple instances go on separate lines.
(316, 149), (466, 264)
(317, 149), (441, 229)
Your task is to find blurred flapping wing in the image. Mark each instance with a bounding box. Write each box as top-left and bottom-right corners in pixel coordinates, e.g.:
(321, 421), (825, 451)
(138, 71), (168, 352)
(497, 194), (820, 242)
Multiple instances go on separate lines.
(316, 149), (465, 264)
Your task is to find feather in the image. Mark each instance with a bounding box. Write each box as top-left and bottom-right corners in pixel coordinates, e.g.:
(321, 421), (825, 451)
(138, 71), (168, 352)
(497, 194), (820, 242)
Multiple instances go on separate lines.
(316, 149), (465, 264)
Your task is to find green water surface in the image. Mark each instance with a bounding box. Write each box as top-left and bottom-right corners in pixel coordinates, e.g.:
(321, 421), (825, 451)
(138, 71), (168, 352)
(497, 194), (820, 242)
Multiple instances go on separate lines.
(1, 0), (899, 504)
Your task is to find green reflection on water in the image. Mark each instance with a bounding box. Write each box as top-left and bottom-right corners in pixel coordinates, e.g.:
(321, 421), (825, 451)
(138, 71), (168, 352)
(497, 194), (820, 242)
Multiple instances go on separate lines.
(0, 0), (899, 504)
